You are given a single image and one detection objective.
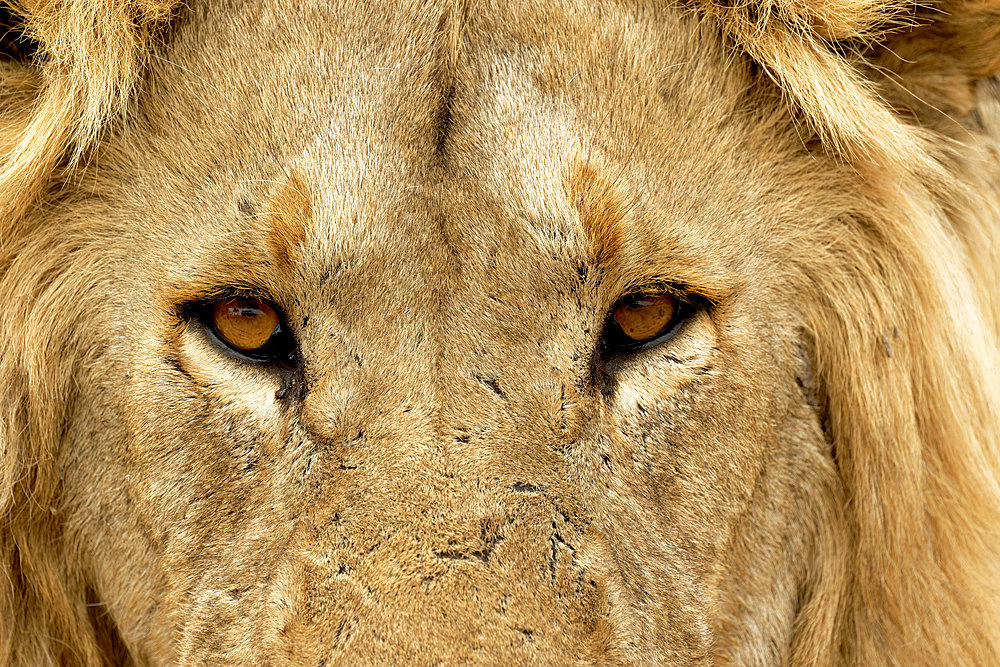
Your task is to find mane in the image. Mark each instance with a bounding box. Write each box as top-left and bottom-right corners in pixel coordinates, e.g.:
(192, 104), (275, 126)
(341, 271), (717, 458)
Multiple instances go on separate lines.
(0, 3), (181, 662)
(695, 0), (1000, 660)
(789, 137), (1000, 663)
(0, 0), (998, 663)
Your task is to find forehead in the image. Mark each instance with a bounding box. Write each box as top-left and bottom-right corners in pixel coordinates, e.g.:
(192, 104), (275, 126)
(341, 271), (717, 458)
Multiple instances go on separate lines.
(127, 0), (790, 304)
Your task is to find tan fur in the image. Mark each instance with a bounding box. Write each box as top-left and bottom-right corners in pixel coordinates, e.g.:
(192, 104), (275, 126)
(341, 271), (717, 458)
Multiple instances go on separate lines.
(569, 160), (627, 265)
(1, 0), (998, 664)
(263, 172), (312, 270)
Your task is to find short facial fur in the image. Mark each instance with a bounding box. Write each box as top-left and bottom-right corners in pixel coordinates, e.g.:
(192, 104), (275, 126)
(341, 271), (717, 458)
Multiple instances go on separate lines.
(1, 0), (999, 664)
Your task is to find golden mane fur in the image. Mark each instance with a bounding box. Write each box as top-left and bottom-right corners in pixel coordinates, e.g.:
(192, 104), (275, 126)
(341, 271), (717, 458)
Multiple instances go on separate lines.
(1, 0), (998, 663)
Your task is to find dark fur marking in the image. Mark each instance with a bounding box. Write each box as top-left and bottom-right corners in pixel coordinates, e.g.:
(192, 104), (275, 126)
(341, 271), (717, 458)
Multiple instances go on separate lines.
(0, 7), (41, 62)
(568, 161), (626, 265)
(85, 586), (131, 663)
(434, 532), (504, 565)
(435, 83), (455, 156)
(476, 374), (507, 400)
(795, 341), (837, 465)
(164, 352), (202, 387)
(511, 482), (543, 493)
(237, 197), (255, 216)
(266, 173), (310, 269)
(597, 367), (615, 396)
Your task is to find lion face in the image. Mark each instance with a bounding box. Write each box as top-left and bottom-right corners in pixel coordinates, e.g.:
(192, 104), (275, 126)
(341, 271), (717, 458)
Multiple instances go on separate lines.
(3, 0), (1000, 664)
(50, 2), (839, 661)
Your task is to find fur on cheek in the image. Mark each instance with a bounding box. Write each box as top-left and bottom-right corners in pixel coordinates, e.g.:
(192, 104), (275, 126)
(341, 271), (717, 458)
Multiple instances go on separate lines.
(126, 320), (293, 464)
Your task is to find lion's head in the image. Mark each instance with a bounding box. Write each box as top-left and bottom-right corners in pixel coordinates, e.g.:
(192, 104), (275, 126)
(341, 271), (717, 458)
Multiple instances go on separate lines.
(1, 0), (999, 663)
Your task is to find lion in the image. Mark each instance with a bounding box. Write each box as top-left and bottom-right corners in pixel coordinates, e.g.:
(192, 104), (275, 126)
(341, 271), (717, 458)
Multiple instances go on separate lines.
(1, 0), (998, 663)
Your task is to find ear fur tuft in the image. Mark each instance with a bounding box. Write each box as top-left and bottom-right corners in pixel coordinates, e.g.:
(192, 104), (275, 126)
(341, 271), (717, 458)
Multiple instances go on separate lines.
(874, 0), (1000, 123)
(686, 0), (1000, 172)
(0, 0), (178, 227)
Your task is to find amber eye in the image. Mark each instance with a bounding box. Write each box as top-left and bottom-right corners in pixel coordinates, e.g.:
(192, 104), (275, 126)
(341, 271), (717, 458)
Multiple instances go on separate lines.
(208, 297), (285, 357)
(614, 294), (675, 341)
(602, 292), (692, 354)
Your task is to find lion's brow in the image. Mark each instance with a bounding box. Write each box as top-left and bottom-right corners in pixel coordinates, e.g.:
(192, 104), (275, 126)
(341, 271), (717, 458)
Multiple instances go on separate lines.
(565, 158), (734, 303)
(567, 159), (627, 266)
(261, 172), (311, 269)
(234, 173), (312, 271)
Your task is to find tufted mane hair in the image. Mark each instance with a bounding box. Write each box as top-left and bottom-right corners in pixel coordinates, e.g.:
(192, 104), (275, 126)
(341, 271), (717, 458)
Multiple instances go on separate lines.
(0, 0), (998, 663)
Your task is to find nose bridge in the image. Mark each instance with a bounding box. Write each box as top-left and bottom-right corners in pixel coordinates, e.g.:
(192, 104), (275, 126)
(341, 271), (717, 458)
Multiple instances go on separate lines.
(297, 297), (581, 505)
(297, 196), (583, 464)
(297, 284), (585, 499)
(279, 249), (614, 661)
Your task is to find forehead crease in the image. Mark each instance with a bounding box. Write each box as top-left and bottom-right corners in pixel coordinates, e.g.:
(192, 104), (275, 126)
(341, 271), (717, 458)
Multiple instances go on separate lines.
(449, 8), (717, 266)
(221, 6), (463, 275)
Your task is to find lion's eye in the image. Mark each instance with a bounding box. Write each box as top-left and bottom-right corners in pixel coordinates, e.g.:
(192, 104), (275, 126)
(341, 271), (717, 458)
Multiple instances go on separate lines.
(206, 297), (292, 361)
(602, 292), (692, 354)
